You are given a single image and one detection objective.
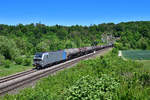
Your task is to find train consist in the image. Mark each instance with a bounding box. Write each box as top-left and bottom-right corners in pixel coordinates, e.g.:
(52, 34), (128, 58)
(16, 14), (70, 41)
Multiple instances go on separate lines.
(33, 43), (113, 69)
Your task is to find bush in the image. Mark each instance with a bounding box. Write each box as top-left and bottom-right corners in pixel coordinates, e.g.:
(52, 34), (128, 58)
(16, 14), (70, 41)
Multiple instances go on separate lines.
(112, 48), (118, 54)
(0, 36), (20, 60)
(23, 58), (31, 66)
(15, 57), (23, 65)
(64, 74), (120, 100)
(0, 54), (5, 65)
(139, 72), (150, 86)
(3, 60), (11, 68)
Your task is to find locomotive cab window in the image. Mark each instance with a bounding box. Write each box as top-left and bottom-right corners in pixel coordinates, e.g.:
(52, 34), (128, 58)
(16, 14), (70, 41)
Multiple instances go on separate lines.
(44, 55), (48, 58)
(34, 59), (42, 61)
(35, 53), (43, 58)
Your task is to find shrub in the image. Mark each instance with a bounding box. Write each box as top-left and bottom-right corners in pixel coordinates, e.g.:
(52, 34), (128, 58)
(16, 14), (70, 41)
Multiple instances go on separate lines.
(0, 36), (20, 60)
(3, 60), (11, 68)
(112, 48), (118, 54)
(64, 74), (120, 100)
(139, 72), (150, 86)
(23, 58), (31, 66)
(0, 54), (5, 65)
(15, 57), (23, 65)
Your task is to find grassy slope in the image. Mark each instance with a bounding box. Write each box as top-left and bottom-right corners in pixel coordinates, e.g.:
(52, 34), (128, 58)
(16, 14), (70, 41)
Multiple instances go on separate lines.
(1, 49), (150, 100)
(0, 49), (112, 78)
(0, 55), (34, 77)
(0, 65), (33, 77)
(1, 49), (112, 99)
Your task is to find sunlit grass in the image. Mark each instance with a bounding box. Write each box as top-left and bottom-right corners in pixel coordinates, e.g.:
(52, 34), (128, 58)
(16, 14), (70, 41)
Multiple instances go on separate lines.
(0, 64), (33, 77)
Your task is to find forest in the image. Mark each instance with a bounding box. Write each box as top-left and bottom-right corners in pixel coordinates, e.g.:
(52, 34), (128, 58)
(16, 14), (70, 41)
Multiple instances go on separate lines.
(0, 21), (150, 69)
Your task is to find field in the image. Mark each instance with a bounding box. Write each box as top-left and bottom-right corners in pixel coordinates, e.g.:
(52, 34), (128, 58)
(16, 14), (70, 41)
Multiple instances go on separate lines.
(138, 60), (150, 70)
(122, 50), (150, 60)
(122, 50), (150, 70)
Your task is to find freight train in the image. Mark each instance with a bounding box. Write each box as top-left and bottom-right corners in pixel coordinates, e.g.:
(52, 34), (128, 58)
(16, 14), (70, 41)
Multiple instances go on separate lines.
(33, 43), (113, 69)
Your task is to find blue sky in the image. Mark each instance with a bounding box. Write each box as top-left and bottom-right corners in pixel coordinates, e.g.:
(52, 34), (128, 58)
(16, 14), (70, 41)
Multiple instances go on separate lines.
(0, 0), (149, 26)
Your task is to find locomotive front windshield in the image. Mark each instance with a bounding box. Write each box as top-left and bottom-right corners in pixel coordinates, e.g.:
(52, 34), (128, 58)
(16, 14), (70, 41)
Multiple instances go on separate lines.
(34, 53), (43, 58)
(34, 59), (42, 61)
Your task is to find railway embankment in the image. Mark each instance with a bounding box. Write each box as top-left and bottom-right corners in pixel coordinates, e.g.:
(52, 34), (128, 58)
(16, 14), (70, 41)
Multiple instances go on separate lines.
(1, 48), (149, 100)
(0, 47), (112, 97)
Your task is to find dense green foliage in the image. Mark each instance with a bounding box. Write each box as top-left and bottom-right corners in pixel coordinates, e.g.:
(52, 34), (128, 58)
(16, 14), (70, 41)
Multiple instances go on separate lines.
(0, 21), (150, 65)
(0, 55), (33, 77)
(122, 50), (150, 60)
(64, 75), (120, 100)
(2, 50), (150, 100)
(114, 21), (150, 50)
(0, 36), (19, 60)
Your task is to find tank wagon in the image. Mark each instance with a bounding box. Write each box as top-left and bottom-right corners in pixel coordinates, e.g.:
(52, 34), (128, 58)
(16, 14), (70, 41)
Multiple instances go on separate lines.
(33, 44), (113, 69)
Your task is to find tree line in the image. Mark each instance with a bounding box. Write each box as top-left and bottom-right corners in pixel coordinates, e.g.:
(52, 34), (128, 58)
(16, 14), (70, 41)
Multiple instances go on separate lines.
(0, 21), (150, 63)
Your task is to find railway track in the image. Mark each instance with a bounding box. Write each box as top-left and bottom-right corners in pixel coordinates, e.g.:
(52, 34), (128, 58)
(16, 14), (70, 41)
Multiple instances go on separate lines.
(0, 69), (37, 83)
(0, 47), (111, 96)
